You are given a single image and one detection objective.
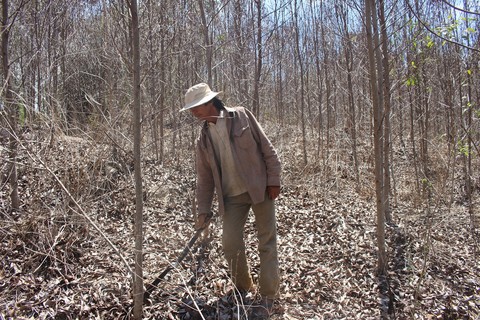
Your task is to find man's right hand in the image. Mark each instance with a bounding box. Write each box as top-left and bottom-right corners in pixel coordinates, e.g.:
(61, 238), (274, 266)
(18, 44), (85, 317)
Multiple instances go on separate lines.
(195, 212), (211, 230)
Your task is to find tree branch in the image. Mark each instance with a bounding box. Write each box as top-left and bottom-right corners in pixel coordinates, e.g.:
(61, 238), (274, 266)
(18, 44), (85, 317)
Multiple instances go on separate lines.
(441, 0), (480, 16)
(406, 0), (480, 53)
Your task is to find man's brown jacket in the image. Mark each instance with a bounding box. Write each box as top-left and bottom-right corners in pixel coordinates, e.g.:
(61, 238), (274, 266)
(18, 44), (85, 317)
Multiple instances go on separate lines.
(195, 106), (281, 216)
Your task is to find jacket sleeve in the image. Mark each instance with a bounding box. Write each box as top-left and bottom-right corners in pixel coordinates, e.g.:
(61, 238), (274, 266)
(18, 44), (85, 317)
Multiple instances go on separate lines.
(244, 108), (281, 187)
(195, 139), (215, 214)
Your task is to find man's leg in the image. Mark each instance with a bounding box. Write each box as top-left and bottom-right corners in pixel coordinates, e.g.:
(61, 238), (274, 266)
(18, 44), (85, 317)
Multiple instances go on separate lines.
(222, 193), (254, 291)
(252, 194), (280, 299)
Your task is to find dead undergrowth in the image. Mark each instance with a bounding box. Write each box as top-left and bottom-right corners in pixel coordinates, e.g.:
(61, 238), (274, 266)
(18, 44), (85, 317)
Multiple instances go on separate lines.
(0, 125), (479, 319)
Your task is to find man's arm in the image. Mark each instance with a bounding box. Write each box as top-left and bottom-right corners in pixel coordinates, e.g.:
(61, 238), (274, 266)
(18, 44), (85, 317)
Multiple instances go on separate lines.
(244, 108), (281, 187)
(195, 141), (215, 215)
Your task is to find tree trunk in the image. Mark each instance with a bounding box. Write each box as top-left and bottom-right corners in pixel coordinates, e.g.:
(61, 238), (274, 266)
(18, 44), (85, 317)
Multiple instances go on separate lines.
(232, 0), (249, 104)
(365, 0), (387, 275)
(198, 0), (213, 85)
(293, 0), (307, 166)
(337, 2), (360, 187)
(462, 0), (476, 252)
(319, 1), (331, 160)
(312, 2), (324, 163)
(147, 0), (158, 161)
(2, 0), (20, 211)
(252, 0), (262, 119)
(128, 0), (144, 317)
(378, 0), (392, 223)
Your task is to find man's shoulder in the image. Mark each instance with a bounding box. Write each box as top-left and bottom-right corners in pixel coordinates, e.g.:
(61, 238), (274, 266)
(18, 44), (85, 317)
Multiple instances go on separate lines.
(225, 106), (253, 119)
(224, 106), (243, 113)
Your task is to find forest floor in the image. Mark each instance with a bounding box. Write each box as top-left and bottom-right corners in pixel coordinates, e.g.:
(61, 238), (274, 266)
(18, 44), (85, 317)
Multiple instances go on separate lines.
(0, 126), (479, 319)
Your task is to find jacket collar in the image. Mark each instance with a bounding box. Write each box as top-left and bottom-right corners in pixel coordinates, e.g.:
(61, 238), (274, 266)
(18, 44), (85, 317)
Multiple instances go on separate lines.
(202, 106), (236, 129)
(224, 106), (236, 113)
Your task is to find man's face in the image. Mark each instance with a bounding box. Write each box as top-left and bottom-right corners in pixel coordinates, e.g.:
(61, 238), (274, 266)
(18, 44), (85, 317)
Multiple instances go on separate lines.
(190, 102), (219, 123)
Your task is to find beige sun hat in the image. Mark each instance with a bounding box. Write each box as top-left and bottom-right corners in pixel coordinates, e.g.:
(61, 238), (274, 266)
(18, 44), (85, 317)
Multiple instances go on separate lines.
(181, 83), (222, 112)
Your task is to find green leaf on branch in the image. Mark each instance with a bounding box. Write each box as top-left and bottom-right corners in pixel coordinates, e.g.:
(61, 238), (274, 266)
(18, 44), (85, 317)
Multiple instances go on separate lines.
(405, 76), (417, 87)
(457, 140), (470, 157)
(420, 178), (432, 189)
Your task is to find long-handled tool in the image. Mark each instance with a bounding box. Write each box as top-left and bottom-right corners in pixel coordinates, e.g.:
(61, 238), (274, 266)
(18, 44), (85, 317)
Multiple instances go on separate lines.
(144, 212), (213, 303)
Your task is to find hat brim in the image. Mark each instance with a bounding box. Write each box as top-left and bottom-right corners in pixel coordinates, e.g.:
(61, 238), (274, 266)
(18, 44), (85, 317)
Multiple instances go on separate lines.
(180, 91), (222, 112)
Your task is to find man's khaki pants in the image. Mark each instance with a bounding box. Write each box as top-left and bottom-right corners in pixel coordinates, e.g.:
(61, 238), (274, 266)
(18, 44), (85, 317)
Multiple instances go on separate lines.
(222, 192), (280, 299)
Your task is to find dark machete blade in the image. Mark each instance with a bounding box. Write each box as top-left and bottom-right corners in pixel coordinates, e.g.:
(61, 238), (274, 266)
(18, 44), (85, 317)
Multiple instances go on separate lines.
(143, 212), (213, 303)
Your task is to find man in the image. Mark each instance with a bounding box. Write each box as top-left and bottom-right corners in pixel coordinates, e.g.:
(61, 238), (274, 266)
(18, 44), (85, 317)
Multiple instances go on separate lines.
(181, 83), (281, 317)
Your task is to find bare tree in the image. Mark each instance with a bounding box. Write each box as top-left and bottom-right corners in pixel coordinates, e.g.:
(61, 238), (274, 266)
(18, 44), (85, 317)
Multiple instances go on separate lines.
(378, 0), (393, 223)
(365, 0), (387, 275)
(127, 0), (144, 317)
(1, 0), (20, 211)
(197, 0), (213, 86)
(252, 0), (262, 119)
(461, 0), (477, 252)
(231, 0), (249, 104)
(292, 0), (307, 166)
(337, 2), (360, 187)
(320, 1), (333, 159)
(146, 0), (165, 162)
(310, 1), (324, 163)
(269, 0), (286, 127)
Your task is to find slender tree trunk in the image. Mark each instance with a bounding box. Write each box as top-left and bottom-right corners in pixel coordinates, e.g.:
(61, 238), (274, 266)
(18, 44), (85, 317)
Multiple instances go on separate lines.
(312, 3), (324, 163)
(378, 0), (392, 223)
(365, 0), (387, 275)
(293, 0), (307, 165)
(338, 3), (360, 187)
(403, 3), (420, 195)
(34, 0), (42, 114)
(272, 1), (284, 127)
(409, 86), (420, 192)
(60, 5), (67, 130)
(252, 0), (262, 119)
(442, 59), (456, 208)
(128, 0), (144, 317)
(419, 63), (429, 199)
(463, 0), (476, 255)
(320, 2), (331, 155)
(147, 0), (158, 161)
(232, 0), (248, 103)
(49, 4), (59, 125)
(198, 0), (213, 85)
(2, 0), (20, 211)
(324, 49), (331, 147)
(465, 69), (475, 253)
(372, 0), (385, 200)
(159, 35), (165, 163)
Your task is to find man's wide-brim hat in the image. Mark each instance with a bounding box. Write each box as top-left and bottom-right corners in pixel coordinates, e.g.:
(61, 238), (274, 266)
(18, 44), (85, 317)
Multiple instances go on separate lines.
(181, 83), (222, 112)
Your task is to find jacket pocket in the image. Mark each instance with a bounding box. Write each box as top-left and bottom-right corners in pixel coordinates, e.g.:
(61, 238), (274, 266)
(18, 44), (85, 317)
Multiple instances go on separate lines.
(235, 126), (257, 149)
